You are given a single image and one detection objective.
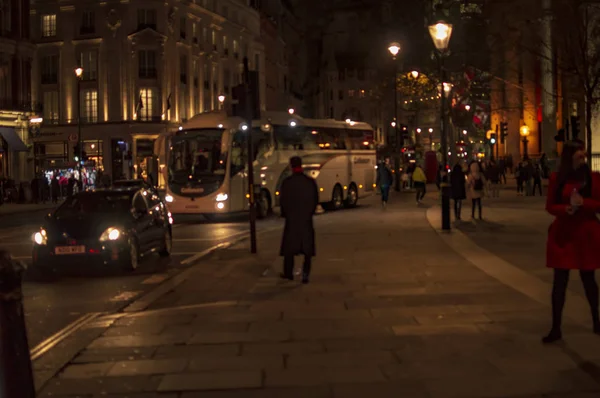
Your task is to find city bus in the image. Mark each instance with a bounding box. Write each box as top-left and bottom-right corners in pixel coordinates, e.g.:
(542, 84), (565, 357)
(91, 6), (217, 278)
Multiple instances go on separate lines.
(155, 111), (377, 218)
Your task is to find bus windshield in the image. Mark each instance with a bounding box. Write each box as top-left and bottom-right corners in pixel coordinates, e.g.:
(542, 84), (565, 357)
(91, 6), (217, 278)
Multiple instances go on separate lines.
(168, 129), (228, 185)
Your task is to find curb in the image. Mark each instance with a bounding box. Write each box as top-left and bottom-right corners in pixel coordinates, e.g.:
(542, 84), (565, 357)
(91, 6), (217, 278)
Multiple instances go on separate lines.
(425, 205), (591, 326)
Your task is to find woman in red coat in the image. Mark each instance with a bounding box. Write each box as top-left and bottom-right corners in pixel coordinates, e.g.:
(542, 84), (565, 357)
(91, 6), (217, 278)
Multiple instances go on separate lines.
(544, 140), (600, 343)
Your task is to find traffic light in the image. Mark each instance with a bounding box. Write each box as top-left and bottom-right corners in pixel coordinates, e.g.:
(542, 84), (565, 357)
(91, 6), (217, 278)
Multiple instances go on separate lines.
(490, 134), (497, 145)
(571, 116), (580, 140)
(500, 122), (508, 144)
(555, 128), (566, 142)
(231, 72), (261, 120)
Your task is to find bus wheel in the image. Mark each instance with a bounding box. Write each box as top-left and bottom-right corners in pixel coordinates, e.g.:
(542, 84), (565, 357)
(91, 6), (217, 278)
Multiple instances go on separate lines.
(345, 184), (358, 208)
(331, 185), (344, 210)
(257, 190), (271, 219)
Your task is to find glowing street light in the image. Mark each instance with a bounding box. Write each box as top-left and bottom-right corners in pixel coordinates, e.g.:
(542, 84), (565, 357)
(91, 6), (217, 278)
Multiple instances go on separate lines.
(410, 70), (419, 79)
(465, 104), (471, 111)
(416, 128), (422, 134)
(387, 42), (401, 58)
(218, 95), (226, 103)
(391, 121), (397, 128)
(288, 108), (295, 115)
(75, 67), (83, 78)
(428, 21), (453, 52)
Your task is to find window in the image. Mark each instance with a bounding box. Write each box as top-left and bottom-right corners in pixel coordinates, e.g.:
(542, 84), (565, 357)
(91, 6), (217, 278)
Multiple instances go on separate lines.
(348, 89), (355, 97)
(254, 53), (260, 71)
(347, 129), (374, 149)
(338, 70), (345, 81)
(204, 65), (210, 90)
(357, 69), (365, 81)
(192, 23), (198, 44)
(180, 17), (186, 39)
(179, 89), (187, 121)
(80, 10), (94, 34)
(139, 50), (157, 78)
(43, 91), (59, 123)
(338, 90), (343, 100)
(203, 27), (208, 43)
(137, 9), (157, 30)
(223, 35), (228, 55)
(223, 69), (230, 94)
(139, 88), (158, 121)
(41, 55), (59, 84)
(180, 55), (187, 84)
(233, 39), (239, 59)
(81, 89), (98, 123)
(211, 30), (217, 50)
(80, 50), (97, 80)
(41, 14), (57, 37)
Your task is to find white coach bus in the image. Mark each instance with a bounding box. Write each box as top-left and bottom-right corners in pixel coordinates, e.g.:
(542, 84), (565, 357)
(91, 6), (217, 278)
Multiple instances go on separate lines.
(155, 111), (376, 218)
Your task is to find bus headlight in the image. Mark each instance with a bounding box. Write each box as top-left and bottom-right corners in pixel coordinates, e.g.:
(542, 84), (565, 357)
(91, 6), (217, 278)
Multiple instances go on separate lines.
(100, 227), (122, 242)
(216, 193), (228, 202)
(165, 194), (174, 203)
(216, 202), (225, 210)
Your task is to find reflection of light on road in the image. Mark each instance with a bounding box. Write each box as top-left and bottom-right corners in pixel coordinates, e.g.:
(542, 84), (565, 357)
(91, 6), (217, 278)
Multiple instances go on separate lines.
(142, 275), (168, 285)
(109, 291), (142, 302)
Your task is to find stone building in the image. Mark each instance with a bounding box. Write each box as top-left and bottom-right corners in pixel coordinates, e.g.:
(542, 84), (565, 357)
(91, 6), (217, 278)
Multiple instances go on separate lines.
(0, 0), (39, 182)
(30, 0), (265, 180)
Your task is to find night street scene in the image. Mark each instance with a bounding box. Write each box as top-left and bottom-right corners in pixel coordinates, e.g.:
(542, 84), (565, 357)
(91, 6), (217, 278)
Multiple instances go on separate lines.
(2, 0), (600, 397)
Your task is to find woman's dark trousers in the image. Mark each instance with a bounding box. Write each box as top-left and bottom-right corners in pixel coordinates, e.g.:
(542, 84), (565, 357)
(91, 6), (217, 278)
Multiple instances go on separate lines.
(454, 199), (462, 220)
(471, 198), (482, 219)
(549, 269), (600, 334)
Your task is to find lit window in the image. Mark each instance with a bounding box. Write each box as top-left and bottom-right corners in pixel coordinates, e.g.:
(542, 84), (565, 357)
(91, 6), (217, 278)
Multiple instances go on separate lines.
(81, 89), (98, 123)
(41, 14), (57, 37)
(348, 90), (355, 97)
(139, 88), (158, 121)
(139, 50), (157, 78)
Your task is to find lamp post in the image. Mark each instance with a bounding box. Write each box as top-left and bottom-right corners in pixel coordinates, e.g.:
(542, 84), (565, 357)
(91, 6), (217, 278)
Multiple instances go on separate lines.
(388, 42), (401, 191)
(429, 21), (453, 231)
(520, 125), (530, 160)
(74, 67), (83, 182)
(218, 94), (226, 110)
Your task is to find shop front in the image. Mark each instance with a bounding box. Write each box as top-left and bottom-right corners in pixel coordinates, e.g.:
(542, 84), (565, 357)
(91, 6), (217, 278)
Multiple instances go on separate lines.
(0, 126), (29, 179)
(33, 122), (172, 186)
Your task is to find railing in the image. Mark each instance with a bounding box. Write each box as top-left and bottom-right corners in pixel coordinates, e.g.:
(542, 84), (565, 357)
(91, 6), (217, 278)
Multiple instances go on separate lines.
(591, 154), (600, 172)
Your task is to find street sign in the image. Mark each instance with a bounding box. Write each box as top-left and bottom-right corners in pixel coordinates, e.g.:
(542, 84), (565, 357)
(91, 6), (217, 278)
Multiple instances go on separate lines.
(68, 133), (78, 143)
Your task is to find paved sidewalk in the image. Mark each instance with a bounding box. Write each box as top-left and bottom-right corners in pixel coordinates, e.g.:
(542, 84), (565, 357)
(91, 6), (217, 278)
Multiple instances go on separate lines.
(37, 196), (600, 398)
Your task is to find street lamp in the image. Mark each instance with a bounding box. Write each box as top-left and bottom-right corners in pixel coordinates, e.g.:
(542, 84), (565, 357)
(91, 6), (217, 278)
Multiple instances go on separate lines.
(520, 125), (530, 160)
(288, 108), (295, 115)
(388, 42), (401, 191)
(391, 121), (397, 128)
(410, 70), (419, 79)
(429, 20), (453, 231)
(218, 94), (226, 109)
(465, 104), (471, 111)
(74, 67), (84, 182)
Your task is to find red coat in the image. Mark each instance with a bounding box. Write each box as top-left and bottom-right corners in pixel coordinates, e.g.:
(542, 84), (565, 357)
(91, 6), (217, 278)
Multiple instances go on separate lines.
(546, 171), (600, 270)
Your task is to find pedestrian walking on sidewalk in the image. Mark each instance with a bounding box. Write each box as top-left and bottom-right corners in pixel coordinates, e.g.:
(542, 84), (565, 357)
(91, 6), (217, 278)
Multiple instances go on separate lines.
(487, 160), (501, 198)
(467, 161), (486, 220)
(279, 156), (319, 284)
(544, 140), (600, 343)
(516, 162), (525, 195)
(413, 163), (427, 204)
(376, 158), (393, 209)
(532, 163), (543, 196)
(451, 163), (466, 220)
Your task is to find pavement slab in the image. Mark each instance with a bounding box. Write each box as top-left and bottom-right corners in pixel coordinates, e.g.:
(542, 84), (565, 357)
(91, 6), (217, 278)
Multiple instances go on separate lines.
(35, 193), (600, 397)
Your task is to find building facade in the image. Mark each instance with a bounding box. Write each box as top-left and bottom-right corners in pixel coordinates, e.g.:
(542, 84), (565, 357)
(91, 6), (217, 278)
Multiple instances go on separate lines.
(30, 0), (265, 181)
(0, 0), (38, 183)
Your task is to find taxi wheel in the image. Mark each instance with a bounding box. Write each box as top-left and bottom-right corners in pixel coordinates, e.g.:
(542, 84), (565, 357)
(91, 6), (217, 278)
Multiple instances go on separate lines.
(123, 238), (140, 271)
(159, 229), (172, 257)
(257, 190), (271, 219)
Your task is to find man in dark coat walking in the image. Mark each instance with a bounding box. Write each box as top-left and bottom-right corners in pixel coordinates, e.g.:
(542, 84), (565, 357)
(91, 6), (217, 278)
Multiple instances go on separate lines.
(279, 156), (319, 284)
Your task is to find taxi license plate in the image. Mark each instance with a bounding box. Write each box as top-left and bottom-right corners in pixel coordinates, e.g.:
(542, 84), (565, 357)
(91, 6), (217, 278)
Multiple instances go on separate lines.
(55, 246), (85, 255)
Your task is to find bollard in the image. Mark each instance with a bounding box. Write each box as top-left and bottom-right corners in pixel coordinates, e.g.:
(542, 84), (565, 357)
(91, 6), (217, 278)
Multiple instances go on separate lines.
(0, 250), (35, 398)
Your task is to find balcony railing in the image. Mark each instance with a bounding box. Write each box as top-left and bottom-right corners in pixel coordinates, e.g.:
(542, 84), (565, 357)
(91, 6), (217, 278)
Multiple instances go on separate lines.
(0, 98), (43, 113)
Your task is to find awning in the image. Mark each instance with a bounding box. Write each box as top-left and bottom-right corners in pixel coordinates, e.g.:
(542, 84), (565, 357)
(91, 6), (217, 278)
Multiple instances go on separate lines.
(0, 127), (28, 152)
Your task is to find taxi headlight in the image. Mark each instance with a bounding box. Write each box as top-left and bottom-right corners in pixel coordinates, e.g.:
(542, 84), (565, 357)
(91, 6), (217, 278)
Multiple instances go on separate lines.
(216, 193), (228, 202)
(165, 194), (174, 203)
(100, 227), (122, 242)
(33, 229), (47, 245)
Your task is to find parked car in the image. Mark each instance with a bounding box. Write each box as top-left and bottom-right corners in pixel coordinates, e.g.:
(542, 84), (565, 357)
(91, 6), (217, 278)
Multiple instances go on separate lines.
(32, 188), (173, 273)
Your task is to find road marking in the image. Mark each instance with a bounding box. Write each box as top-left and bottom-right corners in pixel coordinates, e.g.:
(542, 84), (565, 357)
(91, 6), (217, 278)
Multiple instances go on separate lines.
(109, 291), (142, 302)
(30, 312), (102, 361)
(180, 242), (231, 265)
(141, 274), (168, 285)
(173, 229), (249, 242)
